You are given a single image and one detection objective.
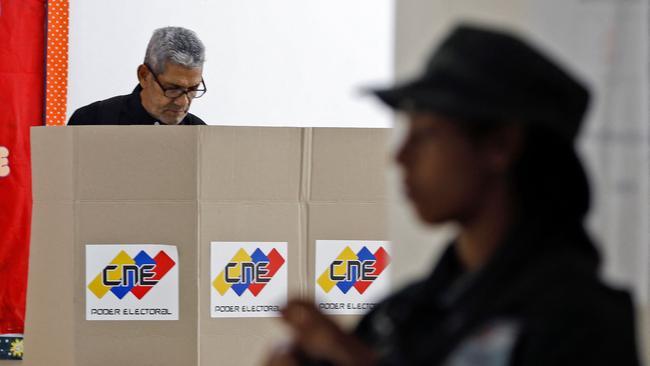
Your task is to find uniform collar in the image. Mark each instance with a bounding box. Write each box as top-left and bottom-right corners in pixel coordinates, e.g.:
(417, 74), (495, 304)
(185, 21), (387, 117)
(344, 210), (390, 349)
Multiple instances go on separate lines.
(127, 85), (158, 124)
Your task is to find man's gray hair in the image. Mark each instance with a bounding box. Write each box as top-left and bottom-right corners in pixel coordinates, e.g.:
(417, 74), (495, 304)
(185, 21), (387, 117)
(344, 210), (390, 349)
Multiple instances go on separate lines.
(144, 26), (205, 74)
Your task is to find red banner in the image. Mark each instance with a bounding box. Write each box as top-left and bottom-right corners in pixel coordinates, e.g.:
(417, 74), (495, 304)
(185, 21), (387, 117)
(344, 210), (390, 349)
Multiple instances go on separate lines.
(0, 0), (46, 334)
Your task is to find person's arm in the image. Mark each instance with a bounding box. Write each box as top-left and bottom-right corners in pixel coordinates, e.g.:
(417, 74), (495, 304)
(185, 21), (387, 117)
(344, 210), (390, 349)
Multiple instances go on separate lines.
(265, 300), (378, 366)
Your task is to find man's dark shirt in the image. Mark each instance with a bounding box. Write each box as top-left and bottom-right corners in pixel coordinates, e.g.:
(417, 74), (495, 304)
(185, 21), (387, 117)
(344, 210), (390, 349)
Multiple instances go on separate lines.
(67, 85), (206, 125)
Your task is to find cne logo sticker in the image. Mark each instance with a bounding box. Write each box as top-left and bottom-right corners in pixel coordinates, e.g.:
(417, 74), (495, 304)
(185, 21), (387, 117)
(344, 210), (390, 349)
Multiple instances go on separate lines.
(85, 245), (179, 321)
(212, 248), (285, 297)
(211, 242), (288, 318)
(87, 250), (175, 300)
(315, 240), (391, 315)
(317, 245), (389, 295)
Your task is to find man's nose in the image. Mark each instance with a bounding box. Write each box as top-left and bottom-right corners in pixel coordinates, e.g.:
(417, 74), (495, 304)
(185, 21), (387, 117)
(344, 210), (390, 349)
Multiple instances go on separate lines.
(173, 93), (191, 107)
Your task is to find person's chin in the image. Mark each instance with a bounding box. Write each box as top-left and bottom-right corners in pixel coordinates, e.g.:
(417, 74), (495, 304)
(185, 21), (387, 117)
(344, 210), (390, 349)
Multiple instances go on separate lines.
(413, 203), (450, 225)
(160, 112), (186, 125)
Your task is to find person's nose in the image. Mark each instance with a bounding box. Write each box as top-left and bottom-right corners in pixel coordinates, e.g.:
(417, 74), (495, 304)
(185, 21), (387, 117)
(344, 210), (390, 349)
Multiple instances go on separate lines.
(173, 93), (191, 108)
(395, 139), (411, 168)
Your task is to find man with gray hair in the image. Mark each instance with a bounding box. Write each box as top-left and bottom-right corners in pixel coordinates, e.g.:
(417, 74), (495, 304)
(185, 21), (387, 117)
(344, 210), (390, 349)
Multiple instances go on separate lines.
(68, 26), (207, 125)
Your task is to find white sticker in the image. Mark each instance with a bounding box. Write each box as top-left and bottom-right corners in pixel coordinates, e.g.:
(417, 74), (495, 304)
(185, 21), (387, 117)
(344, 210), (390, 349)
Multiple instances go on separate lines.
(315, 240), (391, 315)
(85, 244), (179, 321)
(210, 242), (288, 318)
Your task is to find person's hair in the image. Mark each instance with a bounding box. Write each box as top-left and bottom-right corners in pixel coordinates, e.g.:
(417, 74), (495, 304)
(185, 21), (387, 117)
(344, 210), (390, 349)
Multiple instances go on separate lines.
(457, 119), (591, 224)
(144, 27), (205, 74)
(513, 127), (590, 222)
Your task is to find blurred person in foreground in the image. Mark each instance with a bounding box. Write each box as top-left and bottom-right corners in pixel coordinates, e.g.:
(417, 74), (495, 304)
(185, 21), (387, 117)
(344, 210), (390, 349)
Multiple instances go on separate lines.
(266, 24), (640, 366)
(68, 26), (207, 126)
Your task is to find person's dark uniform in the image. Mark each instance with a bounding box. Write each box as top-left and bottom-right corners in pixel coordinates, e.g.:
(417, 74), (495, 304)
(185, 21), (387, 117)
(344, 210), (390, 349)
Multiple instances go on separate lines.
(349, 25), (640, 365)
(68, 85), (206, 125)
(355, 219), (639, 365)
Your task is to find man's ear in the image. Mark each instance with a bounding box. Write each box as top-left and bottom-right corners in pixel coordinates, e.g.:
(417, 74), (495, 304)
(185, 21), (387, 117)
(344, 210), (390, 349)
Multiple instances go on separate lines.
(137, 64), (148, 88)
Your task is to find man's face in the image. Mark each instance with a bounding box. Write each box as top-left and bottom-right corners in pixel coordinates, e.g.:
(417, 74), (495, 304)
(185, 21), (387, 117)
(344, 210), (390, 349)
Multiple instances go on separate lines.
(138, 62), (203, 125)
(396, 112), (493, 225)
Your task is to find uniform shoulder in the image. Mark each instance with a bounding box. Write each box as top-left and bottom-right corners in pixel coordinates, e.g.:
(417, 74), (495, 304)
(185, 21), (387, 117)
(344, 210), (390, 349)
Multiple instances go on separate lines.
(67, 93), (130, 125)
(516, 266), (639, 365)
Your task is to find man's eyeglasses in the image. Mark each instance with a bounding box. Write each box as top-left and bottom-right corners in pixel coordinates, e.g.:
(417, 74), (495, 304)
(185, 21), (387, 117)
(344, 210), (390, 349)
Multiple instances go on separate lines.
(144, 64), (207, 99)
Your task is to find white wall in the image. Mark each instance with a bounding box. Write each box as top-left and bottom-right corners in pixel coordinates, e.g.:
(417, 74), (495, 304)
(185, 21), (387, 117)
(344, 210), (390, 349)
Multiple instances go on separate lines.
(67, 0), (394, 127)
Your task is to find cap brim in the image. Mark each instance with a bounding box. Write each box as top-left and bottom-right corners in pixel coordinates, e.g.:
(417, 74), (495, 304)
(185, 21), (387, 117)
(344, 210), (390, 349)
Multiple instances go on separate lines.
(367, 78), (436, 111)
(368, 81), (519, 127)
(370, 86), (410, 109)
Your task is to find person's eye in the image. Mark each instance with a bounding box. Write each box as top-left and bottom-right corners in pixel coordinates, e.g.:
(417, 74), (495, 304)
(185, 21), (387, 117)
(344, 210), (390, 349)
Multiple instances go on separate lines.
(165, 89), (184, 97)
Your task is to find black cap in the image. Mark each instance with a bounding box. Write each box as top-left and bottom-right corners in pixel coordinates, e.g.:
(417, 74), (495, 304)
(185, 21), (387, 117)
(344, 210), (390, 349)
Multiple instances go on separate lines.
(372, 23), (590, 142)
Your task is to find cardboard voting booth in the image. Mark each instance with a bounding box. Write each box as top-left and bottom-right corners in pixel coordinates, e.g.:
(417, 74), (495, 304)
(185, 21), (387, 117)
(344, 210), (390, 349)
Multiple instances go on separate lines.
(26, 126), (389, 366)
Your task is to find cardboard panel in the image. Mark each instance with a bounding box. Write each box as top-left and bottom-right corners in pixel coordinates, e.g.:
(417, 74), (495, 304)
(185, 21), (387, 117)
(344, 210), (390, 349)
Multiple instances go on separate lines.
(306, 202), (389, 329)
(642, 305), (650, 365)
(198, 202), (300, 366)
(74, 202), (198, 366)
(75, 127), (198, 201)
(23, 202), (75, 366)
(28, 126), (389, 365)
(30, 127), (74, 202)
(310, 128), (389, 202)
(199, 127), (302, 202)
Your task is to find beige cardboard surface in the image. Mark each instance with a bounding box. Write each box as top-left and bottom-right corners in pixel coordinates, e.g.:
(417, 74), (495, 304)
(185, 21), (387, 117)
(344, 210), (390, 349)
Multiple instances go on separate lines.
(641, 305), (650, 365)
(306, 203), (389, 329)
(307, 128), (390, 329)
(31, 127), (74, 202)
(76, 127), (198, 201)
(23, 202), (75, 366)
(197, 127), (303, 365)
(310, 128), (388, 202)
(25, 128), (75, 366)
(74, 202), (198, 366)
(198, 203), (300, 366)
(28, 127), (201, 366)
(28, 126), (389, 365)
(199, 127), (302, 201)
